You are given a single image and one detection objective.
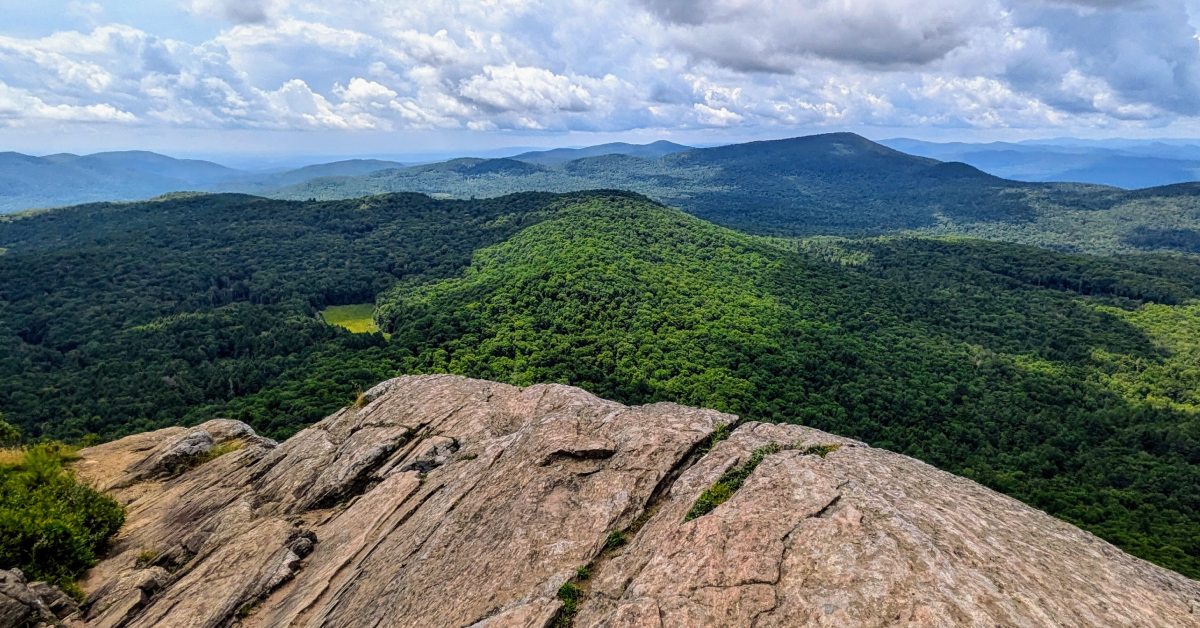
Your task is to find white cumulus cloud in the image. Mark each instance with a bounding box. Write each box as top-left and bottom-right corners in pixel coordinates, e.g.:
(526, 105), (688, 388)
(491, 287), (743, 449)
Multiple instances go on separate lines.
(0, 0), (1196, 139)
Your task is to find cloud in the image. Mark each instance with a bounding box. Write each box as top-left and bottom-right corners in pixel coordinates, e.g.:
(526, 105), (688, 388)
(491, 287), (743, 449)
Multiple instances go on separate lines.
(185, 0), (288, 24)
(0, 0), (1198, 138)
(459, 65), (597, 114)
(635, 0), (1200, 124)
(1002, 0), (1200, 116)
(638, 0), (994, 70)
(0, 81), (136, 125)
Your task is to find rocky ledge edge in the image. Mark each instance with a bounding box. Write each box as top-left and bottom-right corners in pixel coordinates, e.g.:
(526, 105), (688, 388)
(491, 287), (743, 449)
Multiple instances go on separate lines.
(12, 375), (1198, 627)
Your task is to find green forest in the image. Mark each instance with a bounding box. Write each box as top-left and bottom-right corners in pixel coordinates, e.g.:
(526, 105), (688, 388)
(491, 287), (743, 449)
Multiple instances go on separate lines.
(1, 190), (1198, 579)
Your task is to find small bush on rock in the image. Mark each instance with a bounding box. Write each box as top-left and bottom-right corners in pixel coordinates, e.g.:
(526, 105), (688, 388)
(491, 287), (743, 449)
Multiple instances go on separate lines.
(0, 443), (125, 586)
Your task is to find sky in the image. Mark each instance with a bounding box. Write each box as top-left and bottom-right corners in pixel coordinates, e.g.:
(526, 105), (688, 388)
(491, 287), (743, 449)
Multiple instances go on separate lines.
(2, 0), (1200, 160)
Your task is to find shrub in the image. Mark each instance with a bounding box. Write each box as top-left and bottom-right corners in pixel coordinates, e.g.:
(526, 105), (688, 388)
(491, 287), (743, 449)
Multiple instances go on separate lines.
(800, 443), (841, 458)
(134, 549), (158, 568)
(0, 413), (19, 447)
(0, 443), (125, 586)
(554, 581), (582, 624)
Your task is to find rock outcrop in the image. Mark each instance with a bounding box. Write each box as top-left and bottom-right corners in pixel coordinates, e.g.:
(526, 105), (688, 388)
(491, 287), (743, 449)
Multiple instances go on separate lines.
(0, 569), (78, 627)
(66, 375), (1198, 627)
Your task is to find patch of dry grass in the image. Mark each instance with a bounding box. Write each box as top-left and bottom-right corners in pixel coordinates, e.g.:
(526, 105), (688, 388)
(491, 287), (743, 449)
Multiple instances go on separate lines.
(0, 448), (23, 466)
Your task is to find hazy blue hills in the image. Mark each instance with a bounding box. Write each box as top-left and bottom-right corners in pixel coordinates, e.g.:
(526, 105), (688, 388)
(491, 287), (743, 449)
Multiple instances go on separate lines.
(5, 134), (1200, 255)
(0, 151), (413, 213)
(245, 159), (406, 185)
(883, 138), (1200, 189)
(0, 151), (243, 213)
(0, 141), (688, 213)
(216, 159), (409, 195)
(0, 151), (240, 212)
(508, 139), (691, 165)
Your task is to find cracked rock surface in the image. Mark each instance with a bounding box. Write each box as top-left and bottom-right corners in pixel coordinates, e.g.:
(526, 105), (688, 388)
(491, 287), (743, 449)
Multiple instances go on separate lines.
(0, 568), (78, 627)
(67, 375), (1199, 627)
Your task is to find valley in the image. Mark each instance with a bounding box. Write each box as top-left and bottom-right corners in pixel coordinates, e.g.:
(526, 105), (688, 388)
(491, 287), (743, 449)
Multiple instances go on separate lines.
(5, 2), (1200, 623)
(2, 189), (1198, 579)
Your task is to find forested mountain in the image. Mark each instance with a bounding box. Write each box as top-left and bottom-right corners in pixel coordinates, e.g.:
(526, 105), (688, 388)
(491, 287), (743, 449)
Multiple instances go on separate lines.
(885, 138), (1200, 189)
(0, 153), (405, 214)
(508, 140), (692, 165)
(219, 159), (409, 193)
(1, 190), (1197, 578)
(0, 151), (242, 213)
(8, 136), (1200, 257)
(270, 133), (1200, 255)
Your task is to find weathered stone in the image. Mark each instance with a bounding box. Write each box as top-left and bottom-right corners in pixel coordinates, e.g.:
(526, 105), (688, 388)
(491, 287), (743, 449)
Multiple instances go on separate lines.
(26, 582), (77, 619)
(0, 569), (44, 627)
(83, 566), (170, 628)
(0, 569), (76, 627)
(64, 376), (1199, 628)
(576, 422), (1200, 627)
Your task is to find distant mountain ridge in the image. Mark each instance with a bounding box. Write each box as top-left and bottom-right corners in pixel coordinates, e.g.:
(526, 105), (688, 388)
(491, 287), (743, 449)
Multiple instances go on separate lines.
(0, 150), (245, 213)
(883, 137), (1200, 188)
(0, 151), (413, 213)
(262, 132), (1200, 255)
(0, 141), (691, 213)
(0, 151), (233, 213)
(508, 139), (691, 165)
(9, 133), (1200, 255)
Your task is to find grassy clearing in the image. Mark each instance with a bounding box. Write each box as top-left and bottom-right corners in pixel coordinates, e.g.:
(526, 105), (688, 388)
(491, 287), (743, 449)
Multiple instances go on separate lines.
(319, 303), (380, 334)
(0, 448), (23, 466)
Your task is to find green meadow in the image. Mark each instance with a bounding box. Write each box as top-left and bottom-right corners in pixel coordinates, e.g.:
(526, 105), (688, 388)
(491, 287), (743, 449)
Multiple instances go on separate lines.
(320, 303), (380, 334)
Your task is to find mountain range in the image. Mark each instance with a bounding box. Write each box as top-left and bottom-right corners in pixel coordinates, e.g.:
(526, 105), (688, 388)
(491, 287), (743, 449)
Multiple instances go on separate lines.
(0, 151), (241, 213)
(267, 133), (1200, 255)
(0, 140), (689, 214)
(6, 135), (1200, 240)
(883, 137), (1200, 189)
(0, 152), (410, 213)
(507, 139), (691, 165)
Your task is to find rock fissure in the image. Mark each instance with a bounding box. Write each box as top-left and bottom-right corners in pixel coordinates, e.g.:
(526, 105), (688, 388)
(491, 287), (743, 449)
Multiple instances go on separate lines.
(307, 430), (422, 511)
(810, 493), (842, 520)
(546, 420), (734, 627)
(760, 490), (846, 602)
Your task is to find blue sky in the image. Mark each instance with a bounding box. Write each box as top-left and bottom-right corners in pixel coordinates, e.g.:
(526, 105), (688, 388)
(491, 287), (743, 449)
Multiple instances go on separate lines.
(2, 0), (1200, 158)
